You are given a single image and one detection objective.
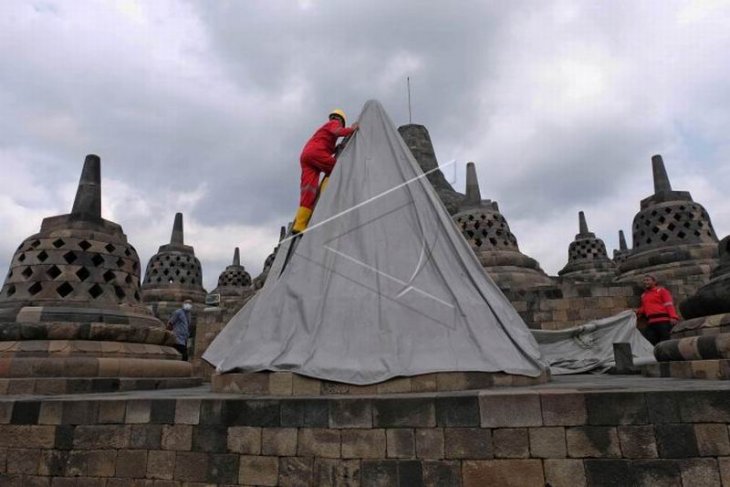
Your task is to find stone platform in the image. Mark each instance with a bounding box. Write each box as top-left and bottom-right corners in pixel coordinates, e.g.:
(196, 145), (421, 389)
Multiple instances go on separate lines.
(2, 375), (730, 486)
(643, 359), (730, 380)
(211, 370), (551, 396)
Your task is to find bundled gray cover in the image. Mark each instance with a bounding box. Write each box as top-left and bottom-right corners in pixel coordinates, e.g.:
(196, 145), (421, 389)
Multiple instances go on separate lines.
(204, 100), (547, 384)
(532, 310), (655, 375)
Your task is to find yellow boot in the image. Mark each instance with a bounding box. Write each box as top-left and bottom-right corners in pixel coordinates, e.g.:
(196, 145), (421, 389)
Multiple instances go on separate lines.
(319, 176), (330, 193)
(292, 206), (313, 234)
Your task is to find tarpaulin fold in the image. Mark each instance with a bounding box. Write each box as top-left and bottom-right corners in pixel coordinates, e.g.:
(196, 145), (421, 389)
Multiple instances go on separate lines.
(532, 310), (655, 375)
(204, 100), (548, 384)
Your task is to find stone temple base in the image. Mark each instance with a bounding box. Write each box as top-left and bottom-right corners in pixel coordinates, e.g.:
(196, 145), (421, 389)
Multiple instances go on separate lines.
(642, 359), (730, 380)
(672, 312), (730, 338)
(211, 370), (550, 396)
(0, 376), (201, 395)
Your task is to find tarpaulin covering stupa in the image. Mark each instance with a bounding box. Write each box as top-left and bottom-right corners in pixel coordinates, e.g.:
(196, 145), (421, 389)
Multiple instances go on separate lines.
(204, 100), (547, 384)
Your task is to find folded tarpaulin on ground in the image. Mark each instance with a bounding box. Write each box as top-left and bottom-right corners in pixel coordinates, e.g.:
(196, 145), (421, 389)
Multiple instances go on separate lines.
(532, 310), (655, 375)
(203, 99), (548, 385)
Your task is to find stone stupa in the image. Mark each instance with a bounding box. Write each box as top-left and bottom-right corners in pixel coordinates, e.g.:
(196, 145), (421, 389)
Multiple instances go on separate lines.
(558, 211), (617, 281)
(0, 155), (195, 394)
(617, 155), (718, 292)
(142, 212), (207, 332)
(212, 248), (252, 295)
(613, 230), (631, 265)
(453, 162), (552, 290)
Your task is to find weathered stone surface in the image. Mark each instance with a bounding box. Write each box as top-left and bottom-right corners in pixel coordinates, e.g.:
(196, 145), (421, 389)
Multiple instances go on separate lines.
(6, 448), (40, 475)
(719, 457), (730, 487)
(66, 449), (117, 477)
(128, 424), (162, 450)
(126, 400), (151, 424)
(630, 459), (682, 487)
(298, 428), (341, 458)
(0, 425), (56, 448)
(161, 424), (192, 451)
(223, 399), (281, 427)
(361, 459), (398, 487)
(480, 394), (542, 427)
(278, 456), (313, 487)
(330, 399), (372, 428)
(462, 459), (544, 487)
(435, 396), (480, 427)
(529, 427), (566, 458)
(566, 426), (621, 458)
(38, 449), (68, 477)
(422, 460), (460, 486)
(541, 393), (587, 426)
(174, 399), (201, 425)
(97, 400), (127, 424)
(493, 428), (529, 458)
(280, 399), (328, 427)
(694, 423), (730, 456)
(192, 424), (227, 452)
(313, 458), (361, 487)
(227, 426), (261, 454)
(146, 450), (175, 480)
(341, 429), (385, 459)
(415, 428), (444, 460)
(373, 398), (435, 428)
(583, 459), (633, 486)
(115, 449), (147, 478)
(208, 453), (239, 484)
(586, 392), (648, 425)
(173, 451), (208, 482)
(617, 425), (658, 459)
(444, 428), (492, 459)
(73, 425), (129, 449)
(544, 459), (586, 487)
(262, 427), (298, 456)
(386, 429), (414, 459)
(679, 458), (721, 487)
(656, 423), (699, 458)
(239, 455), (279, 486)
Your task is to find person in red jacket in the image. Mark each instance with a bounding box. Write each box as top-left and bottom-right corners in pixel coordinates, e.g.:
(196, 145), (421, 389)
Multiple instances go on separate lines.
(292, 109), (358, 234)
(635, 275), (679, 345)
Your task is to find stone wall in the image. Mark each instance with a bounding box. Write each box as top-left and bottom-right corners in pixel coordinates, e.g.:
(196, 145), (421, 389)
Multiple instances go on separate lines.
(503, 280), (643, 330)
(2, 388), (730, 486)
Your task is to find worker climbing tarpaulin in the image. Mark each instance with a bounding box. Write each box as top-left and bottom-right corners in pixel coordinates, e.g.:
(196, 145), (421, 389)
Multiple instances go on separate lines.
(532, 310), (655, 375)
(204, 100), (547, 384)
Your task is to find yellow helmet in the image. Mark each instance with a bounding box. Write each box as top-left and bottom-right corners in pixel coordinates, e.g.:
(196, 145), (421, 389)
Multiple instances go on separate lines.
(329, 108), (346, 125)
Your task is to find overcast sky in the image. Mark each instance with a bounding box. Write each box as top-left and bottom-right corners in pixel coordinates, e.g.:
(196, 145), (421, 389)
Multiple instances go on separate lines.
(1, 0), (729, 291)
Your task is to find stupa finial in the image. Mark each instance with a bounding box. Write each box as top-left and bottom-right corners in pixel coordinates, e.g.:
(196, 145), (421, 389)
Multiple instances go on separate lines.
(71, 154), (102, 220)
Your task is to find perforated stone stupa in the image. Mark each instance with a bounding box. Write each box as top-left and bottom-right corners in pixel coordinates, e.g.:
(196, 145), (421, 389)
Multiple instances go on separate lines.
(0, 155), (194, 392)
(618, 155), (718, 286)
(613, 230), (631, 265)
(558, 212), (617, 281)
(453, 162), (552, 290)
(142, 212), (207, 305)
(212, 247), (252, 297)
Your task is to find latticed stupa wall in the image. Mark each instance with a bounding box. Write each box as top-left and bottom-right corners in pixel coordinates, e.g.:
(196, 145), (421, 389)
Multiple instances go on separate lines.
(1, 233), (142, 306)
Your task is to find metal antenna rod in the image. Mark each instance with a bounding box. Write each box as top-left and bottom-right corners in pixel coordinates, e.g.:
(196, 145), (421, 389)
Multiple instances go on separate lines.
(407, 76), (412, 124)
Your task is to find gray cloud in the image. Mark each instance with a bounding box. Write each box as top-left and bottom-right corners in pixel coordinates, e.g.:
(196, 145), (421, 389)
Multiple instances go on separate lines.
(1, 0), (729, 290)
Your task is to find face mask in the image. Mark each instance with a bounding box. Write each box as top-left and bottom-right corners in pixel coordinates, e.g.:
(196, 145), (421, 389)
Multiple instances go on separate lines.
(183, 303), (192, 311)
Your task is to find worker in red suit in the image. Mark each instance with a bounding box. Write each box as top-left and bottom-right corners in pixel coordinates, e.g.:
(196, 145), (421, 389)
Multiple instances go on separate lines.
(292, 109), (358, 234)
(635, 275), (679, 345)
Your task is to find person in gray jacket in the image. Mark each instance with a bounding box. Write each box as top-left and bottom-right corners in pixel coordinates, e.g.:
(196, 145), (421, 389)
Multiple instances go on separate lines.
(167, 299), (193, 361)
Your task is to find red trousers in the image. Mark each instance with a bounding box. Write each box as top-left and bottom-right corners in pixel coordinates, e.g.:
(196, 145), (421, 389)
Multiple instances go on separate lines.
(299, 151), (336, 209)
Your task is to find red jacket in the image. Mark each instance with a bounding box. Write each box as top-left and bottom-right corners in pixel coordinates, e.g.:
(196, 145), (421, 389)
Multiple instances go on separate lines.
(301, 120), (355, 158)
(637, 286), (679, 325)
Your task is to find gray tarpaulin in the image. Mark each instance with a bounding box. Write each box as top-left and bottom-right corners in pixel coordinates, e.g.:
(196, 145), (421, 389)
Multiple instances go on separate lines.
(532, 310), (655, 375)
(204, 100), (547, 384)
